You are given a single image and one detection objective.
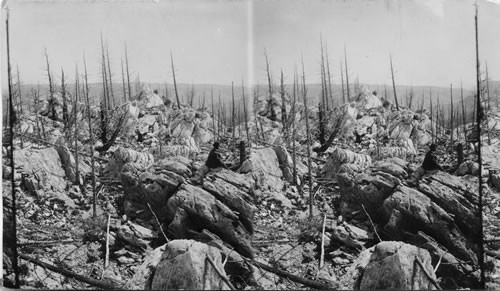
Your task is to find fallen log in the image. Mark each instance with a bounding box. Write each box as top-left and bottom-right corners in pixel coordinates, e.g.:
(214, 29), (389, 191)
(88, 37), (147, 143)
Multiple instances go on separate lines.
(19, 253), (120, 289)
(247, 258), (337, 290)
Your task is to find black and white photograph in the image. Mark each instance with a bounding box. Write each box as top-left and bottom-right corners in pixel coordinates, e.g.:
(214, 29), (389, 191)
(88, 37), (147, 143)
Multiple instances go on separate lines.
(2, 0), (500, 289)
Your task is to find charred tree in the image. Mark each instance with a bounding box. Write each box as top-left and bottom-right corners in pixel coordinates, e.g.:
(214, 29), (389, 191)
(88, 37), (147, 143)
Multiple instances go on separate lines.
(302, 57), (314, 219)
(170, 52), (181, 109)
(390, 54), (399, 111)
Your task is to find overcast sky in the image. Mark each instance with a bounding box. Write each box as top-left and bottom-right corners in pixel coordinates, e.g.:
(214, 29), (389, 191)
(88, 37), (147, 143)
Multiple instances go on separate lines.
(1, 0), (499, 90)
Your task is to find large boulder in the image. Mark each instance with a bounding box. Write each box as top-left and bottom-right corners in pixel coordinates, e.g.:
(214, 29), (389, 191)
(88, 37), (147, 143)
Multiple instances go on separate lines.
(103, 147), (154, 181)
(418, 172), (480, 237)
(55, 143), (92, 184)
(321, 147), (371, 180)
(14, 147), (67, 193)
(239, 147), (283, 192)
(381, 185), (478, 265)
(337, 170), (400, 219)
(166, 184), (254, 258)
(121, 169), (185, 219)
(202, 169), (256, 234)
(137, 87), (164, 109)
(357, 241), (437, 290)
(273, 145), (307, 184)
(150, 240), (230, 290)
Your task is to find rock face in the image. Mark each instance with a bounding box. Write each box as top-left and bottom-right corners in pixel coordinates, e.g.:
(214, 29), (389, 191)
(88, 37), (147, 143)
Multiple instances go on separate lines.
(202, 169), (256, 233)
(381, 185), (478, 266)
(338, 157), (480, 288)
(273, 145), (307, 184)
(14, 147), (67, 193)
(55, 143), (91, 184)
(166, 184), (254, 258)
(150, 240), (229, 290)
(239, 147), (284, 192)
(357, 241), (437, 290)
(103, 147), (154, 181)
(121, 169), (185, 219)
(322, 147), (372, 180)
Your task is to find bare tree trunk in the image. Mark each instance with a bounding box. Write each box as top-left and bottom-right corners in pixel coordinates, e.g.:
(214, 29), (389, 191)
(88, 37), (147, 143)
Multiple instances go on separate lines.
(292, 68), (298, 187)
(44, 48), (56, 125)
(430, 94), (434, 144)
(125, 43), (132, 101)
(301, 57), (314, 219)
(121, 58), (127, 104)
(474, 6), (485, 287)
(326, 49), (334, 109)
(242, 81), (250, 144)
(265, 49), (276, 121)
(170, 52), (181, 109)
(486, 63), (491, 145)
(344, 46), (350, 101)
(461, 83), (467, 149)
(6, 13), (20, 288)
(340, 62), (345, 104)
(280, 70), (287, 137)
(33, 87), (41, 139)
(231, 82), (236, 153)
(16, 66), (24, 148)
(84, 54), (96, 218)
(106, 43), (115, 107)
(211, 88), (216, 142)
(61, 68), (69, 134)
(73, 69), (80, 187)
(450, 84), (454, 151)
(390, 54), (399, 111)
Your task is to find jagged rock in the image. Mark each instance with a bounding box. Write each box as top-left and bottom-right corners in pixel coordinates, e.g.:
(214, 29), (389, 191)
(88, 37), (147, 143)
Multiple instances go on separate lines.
(491, 173), (500, 191)
(55, 143), (91, 184)
(14, 147), (66, 192)
(340, 244), (374, 289)
(137, 115), (159, 135)
(3, 164), (12, 179)
(121, 170), (184, 218)
(124, 244), (167, 289)
(322, 147), (372, 180)
(418, 172), (480, 237)
(273, 145), (307, 184)
(103, 147), (154, 181)
(156, 159), (192, 178)
(416, 231), (479, 288)
(138, 86), (164, 109)
(239, 147), (283, 192)
(381, 185), (478, 265)
(357, 241), (437, 290)
(202, 170), (256, 233)
(166, 184), (254, 258)
(456, 160), (479, 176)
(331, 222), (371, 250)
(372, 159), (408, 179)
(150, 240), (230, 290)
(371, 145), (417, 160)
(337, 170), (399, 218)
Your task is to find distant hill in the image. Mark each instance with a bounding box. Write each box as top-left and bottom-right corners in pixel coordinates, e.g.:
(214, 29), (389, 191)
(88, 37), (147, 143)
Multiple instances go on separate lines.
(4, 81), (497, 125)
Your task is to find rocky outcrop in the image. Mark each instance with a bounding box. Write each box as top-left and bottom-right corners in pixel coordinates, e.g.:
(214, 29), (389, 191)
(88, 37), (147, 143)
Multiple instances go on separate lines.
(166, 184), (254, 258)
(239, 147), (284, 192)
(55, 143), (91, 184)
(381, 185), (478, 265)
(103, 147), (154, 181)
(150, 240), (230, 290)
(321, 147), (372, 180)
(273, 145), (307, 184)
(348, 241), (437, 290)
(14, 147), (67, 193)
